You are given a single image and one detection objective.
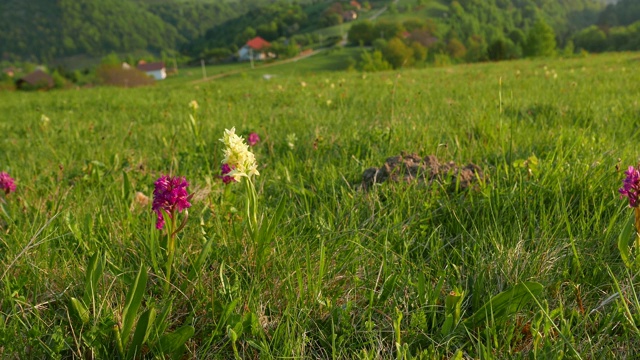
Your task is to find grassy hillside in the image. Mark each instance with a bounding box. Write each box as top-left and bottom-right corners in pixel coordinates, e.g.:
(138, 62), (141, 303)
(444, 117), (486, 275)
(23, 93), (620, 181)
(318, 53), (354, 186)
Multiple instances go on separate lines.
(1, 52), (640, 358)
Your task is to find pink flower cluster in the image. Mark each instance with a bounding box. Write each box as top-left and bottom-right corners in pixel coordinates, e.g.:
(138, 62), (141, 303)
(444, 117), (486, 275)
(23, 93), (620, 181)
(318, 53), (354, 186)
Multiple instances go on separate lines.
(152, 175), (191, 229)
(0, 172), (16, 195)
(248, 132), (260, 146)
(620, 166), (640, 208)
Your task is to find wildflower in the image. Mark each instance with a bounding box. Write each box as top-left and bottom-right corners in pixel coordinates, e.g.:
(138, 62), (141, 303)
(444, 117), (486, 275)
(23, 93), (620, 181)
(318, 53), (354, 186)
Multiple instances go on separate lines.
(219, 127), (259, 182)
(0, 172), (16, 195)
(41, 114), (50, 125)
(300, 81), (307, 87)
(248, 132), (260, 146)
(326, 100), (332, 106)
(286, 133), (297, 150)
(620, 166), (640, 208)
(220, 164), (237, 184)
(189, 100), (199, 110)
(152, 175), (191, 229)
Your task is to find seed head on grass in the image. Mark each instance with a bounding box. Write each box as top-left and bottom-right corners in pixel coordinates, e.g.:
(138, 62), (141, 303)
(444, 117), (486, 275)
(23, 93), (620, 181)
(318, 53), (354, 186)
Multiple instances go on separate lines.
(0, 172), (16, 195)
(620, 166), (640, 208)
(152, 175), (191, 229)
(219, 127), (259, 183)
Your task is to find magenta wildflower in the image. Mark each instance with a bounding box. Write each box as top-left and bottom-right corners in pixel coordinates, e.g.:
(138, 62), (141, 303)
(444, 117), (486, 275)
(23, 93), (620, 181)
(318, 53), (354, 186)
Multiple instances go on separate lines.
(620, 166), (640, 208)
(0, 172), (16, 195)
(248, 132), (260, 146)
(220, 164), (237, 184)
(152, 175), (191, 229)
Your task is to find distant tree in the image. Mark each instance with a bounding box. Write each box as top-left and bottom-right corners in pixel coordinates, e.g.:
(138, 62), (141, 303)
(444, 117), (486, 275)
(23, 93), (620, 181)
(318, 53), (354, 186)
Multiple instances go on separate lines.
(373, 21), (405, 40)
(51, 70), (67, 89)
(403, 19), (427, 32)
(348, 21), (375, 45)
(238, 27), (257, 44)
(573, 25), (607, 52)
(488, 38), (508, 61)
(359, 50), (392, 72)
(508, 29), (526, 46)
(465, 34), (488, 62)
(525, 19), (557, 57)
(411, 42), (428, 62)
(446, 38), (467, 60)
(372, 38), (388, 52)
(382, 38), (414, 68)
(101, 52), (121, 66)
(322, 13), (343, 27)
(204, 47), (232, 62)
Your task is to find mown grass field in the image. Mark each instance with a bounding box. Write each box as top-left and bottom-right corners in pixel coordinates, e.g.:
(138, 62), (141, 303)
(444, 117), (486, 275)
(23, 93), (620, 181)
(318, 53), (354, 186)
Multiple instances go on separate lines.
(2, 52), (640, 359)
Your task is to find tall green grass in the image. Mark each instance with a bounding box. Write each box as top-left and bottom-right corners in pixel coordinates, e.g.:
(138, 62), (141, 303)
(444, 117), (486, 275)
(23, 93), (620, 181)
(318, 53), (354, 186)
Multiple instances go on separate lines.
(1, 52), (640, 358)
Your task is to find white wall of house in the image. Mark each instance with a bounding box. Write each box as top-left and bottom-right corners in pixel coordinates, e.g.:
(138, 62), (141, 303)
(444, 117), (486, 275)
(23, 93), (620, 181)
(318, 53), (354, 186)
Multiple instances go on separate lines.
(146, 69), (166, 80)
(238, 46), (265, 62)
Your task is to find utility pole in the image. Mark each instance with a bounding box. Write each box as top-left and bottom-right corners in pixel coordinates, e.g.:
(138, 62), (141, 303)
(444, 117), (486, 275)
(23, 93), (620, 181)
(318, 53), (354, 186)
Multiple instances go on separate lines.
(249, 48), (254, 69)
(201, 59), (206, 79)
(173, 57), (178, 74)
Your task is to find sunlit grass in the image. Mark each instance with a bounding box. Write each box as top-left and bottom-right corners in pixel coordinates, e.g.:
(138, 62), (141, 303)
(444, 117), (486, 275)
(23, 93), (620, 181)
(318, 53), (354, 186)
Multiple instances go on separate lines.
(1, 52), (640, 358)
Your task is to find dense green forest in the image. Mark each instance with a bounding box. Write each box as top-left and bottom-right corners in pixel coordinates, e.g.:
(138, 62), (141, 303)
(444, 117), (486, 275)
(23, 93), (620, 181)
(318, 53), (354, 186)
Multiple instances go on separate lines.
(0, 0), (635, 66)
(0, 0), (312, 62)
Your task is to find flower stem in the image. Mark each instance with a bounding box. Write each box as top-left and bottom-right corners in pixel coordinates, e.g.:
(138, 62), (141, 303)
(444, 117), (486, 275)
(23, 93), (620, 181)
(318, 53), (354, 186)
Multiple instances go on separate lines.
(164, 212), (177, 295)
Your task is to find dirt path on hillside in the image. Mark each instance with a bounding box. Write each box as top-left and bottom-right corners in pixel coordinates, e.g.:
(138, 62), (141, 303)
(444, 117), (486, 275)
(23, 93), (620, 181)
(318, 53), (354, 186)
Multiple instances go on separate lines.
(190, 49), (320, 84)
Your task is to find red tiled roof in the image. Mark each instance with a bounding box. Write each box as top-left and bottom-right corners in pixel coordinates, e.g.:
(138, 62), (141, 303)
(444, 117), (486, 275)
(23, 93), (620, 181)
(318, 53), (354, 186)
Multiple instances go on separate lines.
(246, 37), (270, 51)
(137, 62), (165, 72)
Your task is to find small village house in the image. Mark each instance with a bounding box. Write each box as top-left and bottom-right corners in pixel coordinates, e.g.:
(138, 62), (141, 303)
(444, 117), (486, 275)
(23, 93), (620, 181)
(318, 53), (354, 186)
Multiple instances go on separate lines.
(350, 1), (362, 10)
(137, 61), (166, 80)
(15, 69), (54, 90)
(342, 10), (358, 22)
(238, 36), (272, 62)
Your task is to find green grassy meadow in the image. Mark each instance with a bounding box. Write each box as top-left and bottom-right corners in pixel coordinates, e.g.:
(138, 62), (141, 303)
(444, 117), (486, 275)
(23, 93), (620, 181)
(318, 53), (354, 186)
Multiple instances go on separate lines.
(2, 52), (640, 358)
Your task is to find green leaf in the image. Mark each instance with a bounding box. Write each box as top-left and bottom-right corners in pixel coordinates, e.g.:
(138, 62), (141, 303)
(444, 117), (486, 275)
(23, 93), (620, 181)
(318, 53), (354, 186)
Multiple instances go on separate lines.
(127, 307), (156, 360)
(377, 274), (398, 304)
(122, 171), (132, 201)
(186, 235), (216, 284)
(83, 252), (105, 307)
(70, 297), (90, 324)
(155, 300), (173, 337)
(464, 282), (544, 328)
(155, 325), (194, 356)
(618, 211), (636, 268)
(121, 263), (148, 344)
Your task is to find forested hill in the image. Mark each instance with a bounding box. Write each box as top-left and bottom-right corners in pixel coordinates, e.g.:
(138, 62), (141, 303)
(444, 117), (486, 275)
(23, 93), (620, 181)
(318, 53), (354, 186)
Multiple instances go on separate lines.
(0, 0), (627, 63)
(0, 0), (306, 62)
(443, 0), (604, 46)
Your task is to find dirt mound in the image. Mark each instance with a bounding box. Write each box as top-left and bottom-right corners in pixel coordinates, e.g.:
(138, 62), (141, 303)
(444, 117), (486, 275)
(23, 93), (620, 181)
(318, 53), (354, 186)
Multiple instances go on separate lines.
(362, 153), (483, 190)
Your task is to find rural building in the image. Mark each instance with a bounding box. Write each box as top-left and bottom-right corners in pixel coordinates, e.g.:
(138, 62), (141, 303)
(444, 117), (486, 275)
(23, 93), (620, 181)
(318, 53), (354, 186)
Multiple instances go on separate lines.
(342, 10), (358, 22)
(137, 62), (166, 80)
(350, 1), (362, 10)
(238, 36), (272, 62)
(15, 69), (54, 90)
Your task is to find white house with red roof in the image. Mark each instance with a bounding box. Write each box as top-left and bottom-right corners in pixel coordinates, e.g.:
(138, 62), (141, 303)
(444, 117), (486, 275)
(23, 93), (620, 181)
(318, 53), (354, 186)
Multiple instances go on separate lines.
(238, 36), (272, 62)
(137, 61), (166, 80)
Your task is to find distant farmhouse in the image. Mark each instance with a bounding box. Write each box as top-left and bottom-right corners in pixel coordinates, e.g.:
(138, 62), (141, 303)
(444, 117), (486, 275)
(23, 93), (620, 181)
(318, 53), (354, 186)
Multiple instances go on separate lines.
(342, 10), (358, 22)
(137, 61), (166, 80)
(238, 37), (272, 62)
(16, 69), (53, 90)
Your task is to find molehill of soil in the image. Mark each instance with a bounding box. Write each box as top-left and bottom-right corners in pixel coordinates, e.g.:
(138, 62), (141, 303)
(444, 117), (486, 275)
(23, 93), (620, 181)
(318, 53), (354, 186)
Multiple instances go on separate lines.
(362, 153), (484, 190)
